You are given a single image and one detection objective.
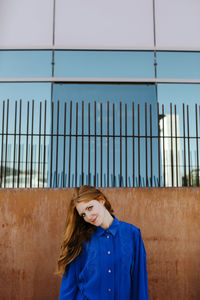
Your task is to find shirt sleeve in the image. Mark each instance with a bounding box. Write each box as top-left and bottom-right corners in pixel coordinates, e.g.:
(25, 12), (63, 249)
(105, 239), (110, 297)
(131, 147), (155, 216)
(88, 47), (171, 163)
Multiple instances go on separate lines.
(59, 259), (79, 300)
(131, 229), (149, 300)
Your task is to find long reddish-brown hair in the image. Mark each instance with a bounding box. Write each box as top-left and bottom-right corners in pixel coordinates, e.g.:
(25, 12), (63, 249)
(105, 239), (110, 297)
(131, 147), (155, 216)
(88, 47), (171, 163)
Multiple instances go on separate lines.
(56, 185), (114, 277)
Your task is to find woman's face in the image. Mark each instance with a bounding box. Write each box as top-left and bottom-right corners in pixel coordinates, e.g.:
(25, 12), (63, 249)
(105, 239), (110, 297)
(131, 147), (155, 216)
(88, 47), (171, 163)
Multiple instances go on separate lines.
(76, 199), (106, 227)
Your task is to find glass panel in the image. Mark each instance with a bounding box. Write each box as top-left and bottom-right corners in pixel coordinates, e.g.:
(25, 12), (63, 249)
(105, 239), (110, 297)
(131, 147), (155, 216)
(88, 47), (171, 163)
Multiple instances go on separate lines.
(0, 51), (52, 78)
(50, 83), (158, 187)
(0, 83), (51, 187)
(157, 51), (200, 79)
(157, 83), (200, 187)
(54, 51), (154, 78)
(55, 0), (154, 48)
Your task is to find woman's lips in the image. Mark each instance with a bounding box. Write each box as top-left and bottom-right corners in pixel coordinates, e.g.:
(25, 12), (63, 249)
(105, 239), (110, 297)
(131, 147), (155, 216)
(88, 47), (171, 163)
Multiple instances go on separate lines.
(92, 217), (97, 223)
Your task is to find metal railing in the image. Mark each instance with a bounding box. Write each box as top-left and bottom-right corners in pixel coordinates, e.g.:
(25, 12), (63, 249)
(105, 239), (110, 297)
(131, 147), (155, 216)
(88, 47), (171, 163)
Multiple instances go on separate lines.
(0, 99), (199, 188)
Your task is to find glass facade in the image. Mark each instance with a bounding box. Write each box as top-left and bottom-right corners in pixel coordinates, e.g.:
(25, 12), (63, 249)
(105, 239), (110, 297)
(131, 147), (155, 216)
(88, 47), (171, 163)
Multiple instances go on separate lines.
(157, 83), (200, 186)
(54, 51), (154, 78)
(0, 51), (52, 78)
(0, 48), (200, 187)
(51, 83), (158, 187)
(157, 51), (200, 79)
(0, 83), (51, 187)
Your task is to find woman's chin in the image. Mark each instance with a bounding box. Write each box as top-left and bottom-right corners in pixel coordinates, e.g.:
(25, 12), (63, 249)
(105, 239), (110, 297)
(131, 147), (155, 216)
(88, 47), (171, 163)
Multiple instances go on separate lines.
(94, 218), (102, 226)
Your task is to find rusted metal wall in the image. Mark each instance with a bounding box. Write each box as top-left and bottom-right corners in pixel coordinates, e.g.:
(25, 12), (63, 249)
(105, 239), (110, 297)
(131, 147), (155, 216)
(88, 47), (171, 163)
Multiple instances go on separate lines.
(0, 188), (200, 300)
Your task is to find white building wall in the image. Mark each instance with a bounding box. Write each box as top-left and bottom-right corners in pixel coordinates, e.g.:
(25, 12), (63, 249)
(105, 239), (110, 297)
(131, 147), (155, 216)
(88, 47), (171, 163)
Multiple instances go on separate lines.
(155, 0), (200, 49)
(55, 0), (154, 49)
(0, 0), (54, 48)
(1, 0), (200, 50)
(160, 114), (182, 187)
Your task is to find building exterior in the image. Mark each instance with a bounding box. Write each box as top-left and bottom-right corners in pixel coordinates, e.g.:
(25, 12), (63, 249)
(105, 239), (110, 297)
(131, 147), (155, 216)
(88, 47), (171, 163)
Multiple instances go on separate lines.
(0, 0), (200, 187)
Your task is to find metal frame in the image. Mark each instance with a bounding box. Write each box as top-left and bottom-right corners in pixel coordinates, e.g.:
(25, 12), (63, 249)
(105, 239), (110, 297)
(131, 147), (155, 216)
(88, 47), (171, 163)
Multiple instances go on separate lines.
(1, 78), (200, 83)
(0, 100), (199, 188)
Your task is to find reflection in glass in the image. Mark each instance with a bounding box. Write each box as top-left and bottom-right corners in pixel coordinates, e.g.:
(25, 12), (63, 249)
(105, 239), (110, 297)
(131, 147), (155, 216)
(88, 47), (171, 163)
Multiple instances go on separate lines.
(158, 83), (200, 186)
(0, 50), (52, 78)
(1, 82), (200, 188)
(157, 51), (200, 79)
(0, 83), (51, 187)
(51, 83), (158, 187)
(54, 51), (154, 78)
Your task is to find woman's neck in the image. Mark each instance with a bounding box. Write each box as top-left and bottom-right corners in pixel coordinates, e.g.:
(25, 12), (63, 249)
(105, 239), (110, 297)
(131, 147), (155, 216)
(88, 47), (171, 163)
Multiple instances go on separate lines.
(100, 211), (114, 229)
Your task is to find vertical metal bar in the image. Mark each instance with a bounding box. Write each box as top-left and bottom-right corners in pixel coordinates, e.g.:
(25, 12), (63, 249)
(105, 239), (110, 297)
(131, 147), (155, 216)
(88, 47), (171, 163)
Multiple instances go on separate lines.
(43, 100), (47, 188)
(0, 101), (5, 187)
(113, 103), (115, 187)
(138, 104), (141, 186)
(120, 102), (122, 187)
(17, 100), (22, 187)
(150, 103), (153, 187)
(162, 104), (166, 187)
(56, 101), (59, 187)
(68, 101), (72, 187)
(100, 103), (103, 187)
(30, 100), (34, 188)
(94, 101), (97, 186)
(50, 101), (54, 187)
(82, 101), (84, 185)
(107, 101), (109, 187)
(25, 102), (29, 188)
(75, 102), (78, 187)
(145, 103), (148, 186)
(88, 102), (90, 185)
(125, 103), (127, 187)
(175, 104), (178, 187)
(195, 104), (199, 186)
(170, 103), (174, 187)
(132, 102), (135, 187)
(187, 105), (191, 186)
(157, 102), (160, 187)
(4, 99), (9, 187)
(63, 102), (67, 187)
(13, 101), (17, 188)
(38, 102), (42, 187)
(183, 103), (187, 186)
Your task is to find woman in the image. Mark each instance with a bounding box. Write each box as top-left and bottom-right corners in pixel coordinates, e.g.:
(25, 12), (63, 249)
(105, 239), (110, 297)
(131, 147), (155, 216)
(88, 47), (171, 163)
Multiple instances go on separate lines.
(57, 185), (149, 300)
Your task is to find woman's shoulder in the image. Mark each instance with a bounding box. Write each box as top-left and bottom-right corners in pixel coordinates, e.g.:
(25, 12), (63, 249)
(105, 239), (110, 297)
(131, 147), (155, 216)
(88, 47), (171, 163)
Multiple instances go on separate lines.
(116, 219), (144, 249)
(118, 218), (141, 236)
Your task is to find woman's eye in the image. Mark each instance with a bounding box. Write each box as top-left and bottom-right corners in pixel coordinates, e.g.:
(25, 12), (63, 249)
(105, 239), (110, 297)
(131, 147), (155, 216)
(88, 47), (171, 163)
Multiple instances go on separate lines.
(88, 206), (93, 211)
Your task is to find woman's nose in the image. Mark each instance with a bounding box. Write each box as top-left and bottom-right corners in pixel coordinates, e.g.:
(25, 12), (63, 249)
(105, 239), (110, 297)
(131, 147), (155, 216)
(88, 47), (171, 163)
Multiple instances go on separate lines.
(86, 211), (93, 219)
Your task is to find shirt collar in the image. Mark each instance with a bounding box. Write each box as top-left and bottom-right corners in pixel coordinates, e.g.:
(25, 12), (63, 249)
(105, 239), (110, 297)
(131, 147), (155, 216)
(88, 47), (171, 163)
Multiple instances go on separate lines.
(95, 215), (119, 237)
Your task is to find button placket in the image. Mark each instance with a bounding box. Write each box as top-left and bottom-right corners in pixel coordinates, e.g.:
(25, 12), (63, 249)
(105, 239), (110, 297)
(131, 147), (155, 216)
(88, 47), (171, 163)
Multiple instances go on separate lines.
(103, 231), (114, 295)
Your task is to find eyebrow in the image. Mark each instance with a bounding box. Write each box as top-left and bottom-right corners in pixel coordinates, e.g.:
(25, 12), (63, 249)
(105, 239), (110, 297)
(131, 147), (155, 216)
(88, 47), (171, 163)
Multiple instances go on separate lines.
(79, 204), (92, 215)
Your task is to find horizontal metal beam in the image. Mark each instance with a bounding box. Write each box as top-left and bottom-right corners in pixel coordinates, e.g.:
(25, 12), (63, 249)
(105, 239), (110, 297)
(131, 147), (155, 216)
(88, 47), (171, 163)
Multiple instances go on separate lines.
(0, 46), (200, 51)
(1, 78), (200, 84)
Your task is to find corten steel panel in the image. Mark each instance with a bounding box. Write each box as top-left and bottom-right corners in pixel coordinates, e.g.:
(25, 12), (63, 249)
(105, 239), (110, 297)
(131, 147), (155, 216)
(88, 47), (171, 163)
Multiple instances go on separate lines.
(0, 188), (200, 300)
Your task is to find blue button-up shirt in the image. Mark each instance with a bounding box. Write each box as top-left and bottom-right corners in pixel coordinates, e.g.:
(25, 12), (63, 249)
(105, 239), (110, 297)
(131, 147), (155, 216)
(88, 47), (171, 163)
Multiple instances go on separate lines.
(59, 216), (149, 300)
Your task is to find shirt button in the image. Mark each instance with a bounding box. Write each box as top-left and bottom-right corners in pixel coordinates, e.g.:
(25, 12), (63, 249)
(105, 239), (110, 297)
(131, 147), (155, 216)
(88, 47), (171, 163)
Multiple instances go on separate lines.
(108, 288), (112, 292)
(108, 269), (111, 273)
(107, 251), (111, 255)
(106, 235), (110, 239)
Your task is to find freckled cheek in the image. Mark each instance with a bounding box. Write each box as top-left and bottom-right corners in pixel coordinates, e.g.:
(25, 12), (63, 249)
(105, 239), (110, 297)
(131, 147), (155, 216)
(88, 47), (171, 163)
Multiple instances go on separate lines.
(84, 216), (90, 223)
